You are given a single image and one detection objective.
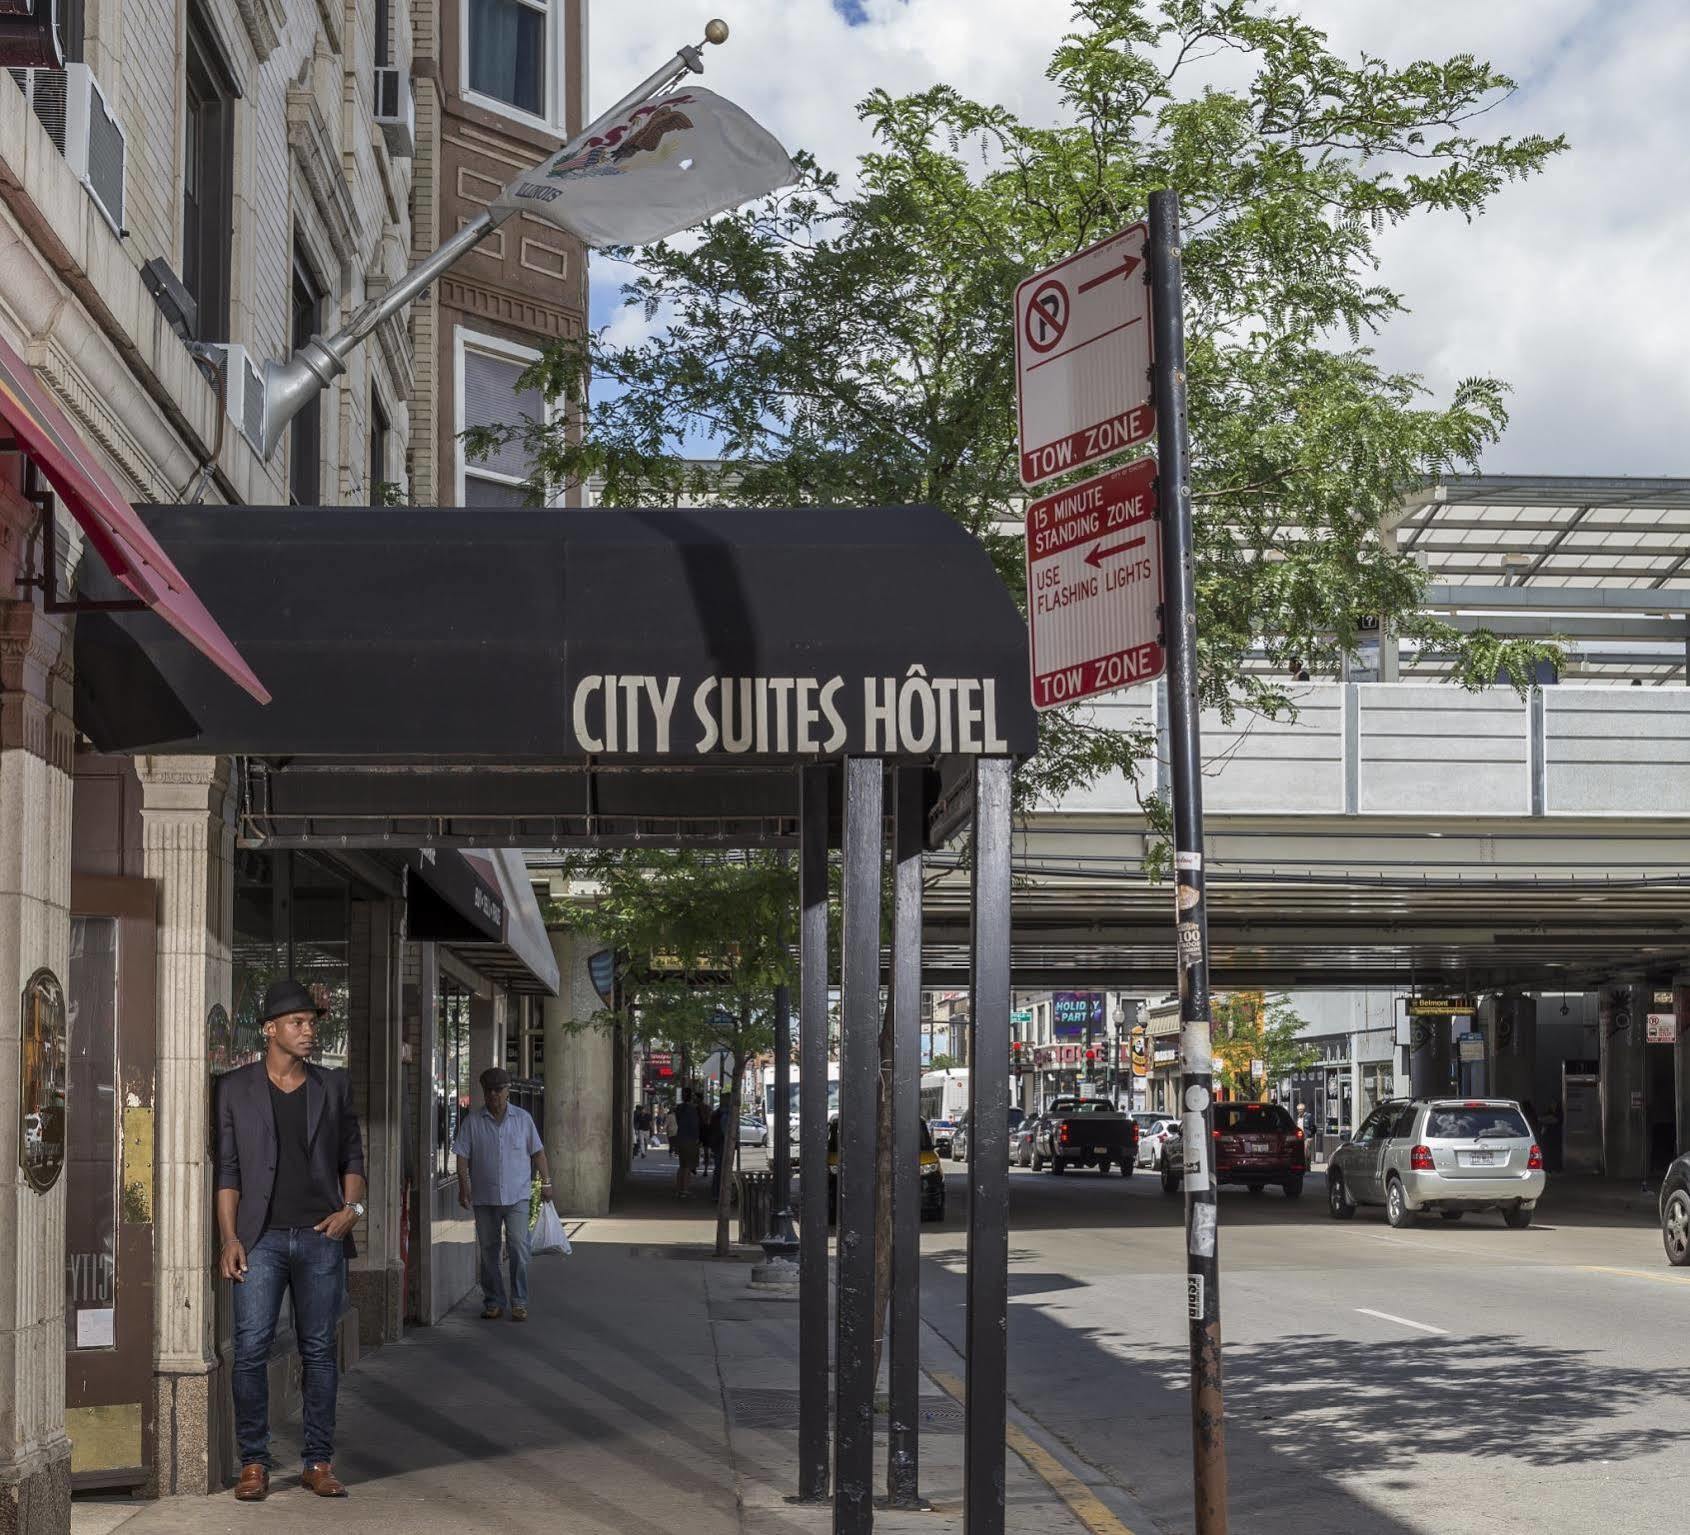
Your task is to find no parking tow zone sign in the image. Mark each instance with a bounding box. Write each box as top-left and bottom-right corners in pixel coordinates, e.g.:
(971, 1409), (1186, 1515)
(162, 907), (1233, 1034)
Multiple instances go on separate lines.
(1014, 223), (1155, 488)
(1025, 458), (1164, 710)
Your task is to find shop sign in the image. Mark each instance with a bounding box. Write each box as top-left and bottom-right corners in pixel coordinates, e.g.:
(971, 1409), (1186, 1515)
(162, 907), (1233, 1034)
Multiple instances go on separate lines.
(1051, 991), (1105, 1039)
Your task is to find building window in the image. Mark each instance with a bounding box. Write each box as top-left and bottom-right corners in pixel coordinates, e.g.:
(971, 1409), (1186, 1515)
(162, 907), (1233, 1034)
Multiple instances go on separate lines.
(369, 392), (390, 503)
(455, 329), (549, 506)
(465, 0), (550, 122)
(375, 0), (391, 67)
(182, 9), (235, 342)
(290, 245), (324, 506)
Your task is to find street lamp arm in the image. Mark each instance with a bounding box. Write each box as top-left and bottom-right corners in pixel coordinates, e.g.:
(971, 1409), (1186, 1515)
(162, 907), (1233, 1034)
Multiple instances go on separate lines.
(254, 21), (732, 463)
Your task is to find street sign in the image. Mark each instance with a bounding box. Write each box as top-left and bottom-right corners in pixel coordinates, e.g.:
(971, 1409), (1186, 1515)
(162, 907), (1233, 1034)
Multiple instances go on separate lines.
(1457, 1032), (1485, 1063)
(1015, 224), (1154, 486)
(1026, 458), (1164, 709)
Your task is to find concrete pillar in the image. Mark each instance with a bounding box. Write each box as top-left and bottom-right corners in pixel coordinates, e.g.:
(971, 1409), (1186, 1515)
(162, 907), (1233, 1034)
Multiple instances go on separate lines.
(1407, 1012), (1451, 1097)
(1485, 994), (1537, 1108)
(1675, 981), (1690, 1161)
(135, 755), (235, 1496)
(543, 930), (613, 1217)
(1599, 984), (1647, 1181)
(0, 584), (75, 1532)
(348, 899), (404, 1348)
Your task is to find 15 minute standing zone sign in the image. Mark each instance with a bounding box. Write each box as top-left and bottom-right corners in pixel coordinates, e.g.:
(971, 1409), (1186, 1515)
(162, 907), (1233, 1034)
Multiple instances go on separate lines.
(1025, 458), (1164, 710)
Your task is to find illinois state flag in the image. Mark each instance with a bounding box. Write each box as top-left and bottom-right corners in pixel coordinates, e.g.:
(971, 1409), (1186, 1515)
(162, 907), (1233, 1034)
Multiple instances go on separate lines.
(493, 88), (797, 248)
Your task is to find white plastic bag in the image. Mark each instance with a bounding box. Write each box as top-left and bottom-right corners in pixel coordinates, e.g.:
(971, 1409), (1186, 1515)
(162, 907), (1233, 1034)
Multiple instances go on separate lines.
(532, 1201), (572, 1256)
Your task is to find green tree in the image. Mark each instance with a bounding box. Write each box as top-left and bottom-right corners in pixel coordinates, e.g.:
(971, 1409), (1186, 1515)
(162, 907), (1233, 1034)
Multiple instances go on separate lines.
(548, 850), (796, 1255)
(477, 0), (1564, 811)
(1211, 989), (1318, 1102)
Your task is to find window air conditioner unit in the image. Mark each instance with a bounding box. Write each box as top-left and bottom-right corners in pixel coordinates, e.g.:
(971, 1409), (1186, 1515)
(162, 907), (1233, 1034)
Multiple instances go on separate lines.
(7, 62), (126, 234)
(202, 343), (265, 452)
(373, 65), (414, 159)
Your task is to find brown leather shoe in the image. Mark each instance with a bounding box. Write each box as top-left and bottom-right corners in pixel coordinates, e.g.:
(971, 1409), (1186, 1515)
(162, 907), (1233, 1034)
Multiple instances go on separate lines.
(234, 1464), (269, 1501)
(301, 1462), (349, 1497)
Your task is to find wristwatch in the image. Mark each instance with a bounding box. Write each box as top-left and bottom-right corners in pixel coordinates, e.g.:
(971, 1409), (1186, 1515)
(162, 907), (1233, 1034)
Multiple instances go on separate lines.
(347, 1201), (367, 1218)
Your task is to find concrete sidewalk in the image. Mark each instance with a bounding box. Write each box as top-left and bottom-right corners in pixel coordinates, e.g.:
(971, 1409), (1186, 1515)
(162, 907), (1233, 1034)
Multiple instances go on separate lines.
(76, 1169), (1115, 1535)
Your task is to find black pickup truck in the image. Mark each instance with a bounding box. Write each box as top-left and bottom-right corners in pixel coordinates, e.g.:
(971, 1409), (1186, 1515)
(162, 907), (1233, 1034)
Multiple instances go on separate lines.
(1031, 1097), (1137, 1176)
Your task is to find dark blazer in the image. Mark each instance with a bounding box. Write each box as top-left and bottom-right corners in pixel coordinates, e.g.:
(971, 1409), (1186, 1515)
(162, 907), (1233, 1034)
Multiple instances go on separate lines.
(215, 1061), (366, 1257)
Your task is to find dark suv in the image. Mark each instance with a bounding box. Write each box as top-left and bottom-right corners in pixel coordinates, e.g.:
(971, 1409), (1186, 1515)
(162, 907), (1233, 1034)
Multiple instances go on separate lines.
(1662, 1153), (1690, 1266)
(1165, 1101), (1306, 1199)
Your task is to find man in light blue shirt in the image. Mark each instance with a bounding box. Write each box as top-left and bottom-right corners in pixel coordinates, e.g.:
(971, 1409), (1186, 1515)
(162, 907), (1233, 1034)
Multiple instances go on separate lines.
(453, 1067), (551, 1321)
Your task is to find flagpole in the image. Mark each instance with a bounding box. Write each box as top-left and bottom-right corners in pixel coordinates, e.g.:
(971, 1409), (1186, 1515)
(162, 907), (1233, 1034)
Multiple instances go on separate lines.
(255, 20), (732, 462)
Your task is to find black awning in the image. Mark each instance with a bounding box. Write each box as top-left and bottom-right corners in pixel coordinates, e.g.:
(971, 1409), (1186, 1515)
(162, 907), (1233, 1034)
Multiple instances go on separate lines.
(403, 850), (504, 944)
(75, 504), (1038, 766)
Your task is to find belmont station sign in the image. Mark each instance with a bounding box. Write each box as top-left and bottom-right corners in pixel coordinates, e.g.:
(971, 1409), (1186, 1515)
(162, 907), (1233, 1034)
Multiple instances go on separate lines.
(569, 667), (1016, 758)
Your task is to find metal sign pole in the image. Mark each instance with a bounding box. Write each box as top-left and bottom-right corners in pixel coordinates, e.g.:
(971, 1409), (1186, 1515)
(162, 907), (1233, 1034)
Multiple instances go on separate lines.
(1148, 187), (1229, 1535)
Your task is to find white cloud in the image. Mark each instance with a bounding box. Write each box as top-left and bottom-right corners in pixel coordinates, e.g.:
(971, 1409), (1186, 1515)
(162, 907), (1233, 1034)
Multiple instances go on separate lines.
(588, 1), (1690, 474)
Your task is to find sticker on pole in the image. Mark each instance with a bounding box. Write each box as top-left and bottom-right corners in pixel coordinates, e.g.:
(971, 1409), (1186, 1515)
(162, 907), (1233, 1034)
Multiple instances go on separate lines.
(1014, 224), (1155, 487)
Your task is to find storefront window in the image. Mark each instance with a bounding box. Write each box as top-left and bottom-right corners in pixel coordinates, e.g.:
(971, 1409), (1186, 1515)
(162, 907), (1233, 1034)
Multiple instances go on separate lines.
(66, 920), (116, 1348)
(437, 978), (471, 1176)
(227, 850), (352, 1075)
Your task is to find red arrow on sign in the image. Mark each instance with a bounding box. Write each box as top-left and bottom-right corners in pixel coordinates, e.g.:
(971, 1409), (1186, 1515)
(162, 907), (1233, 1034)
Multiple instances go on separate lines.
(1077, 255), (1142, 294)
(1083, 534), (1148, 568)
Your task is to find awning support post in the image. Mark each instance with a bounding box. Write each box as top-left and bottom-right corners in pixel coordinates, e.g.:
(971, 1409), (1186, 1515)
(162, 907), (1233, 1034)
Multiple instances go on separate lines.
(255, 24), (730, 461)
(887, 766), (925, 1508)
(834, 757), (883, 1534)
(964, 756), (1012, 1535)
(797, 764), (831, 1503)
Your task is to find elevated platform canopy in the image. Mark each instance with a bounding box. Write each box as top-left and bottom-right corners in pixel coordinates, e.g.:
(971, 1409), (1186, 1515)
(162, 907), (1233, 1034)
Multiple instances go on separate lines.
(1390, 474), (1690, 685)
(73, 503), (1037, 848)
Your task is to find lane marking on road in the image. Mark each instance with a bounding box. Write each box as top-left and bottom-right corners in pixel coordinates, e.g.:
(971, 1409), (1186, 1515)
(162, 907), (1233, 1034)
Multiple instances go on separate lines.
(1355, 1307), (1449, 1336)
(929, 1369), (1136, 1535)
(1579, 1265), (1690, 1287)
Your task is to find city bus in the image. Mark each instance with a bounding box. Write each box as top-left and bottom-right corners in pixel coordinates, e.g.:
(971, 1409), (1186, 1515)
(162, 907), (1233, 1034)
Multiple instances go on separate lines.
(919, 1067), (970, 1125)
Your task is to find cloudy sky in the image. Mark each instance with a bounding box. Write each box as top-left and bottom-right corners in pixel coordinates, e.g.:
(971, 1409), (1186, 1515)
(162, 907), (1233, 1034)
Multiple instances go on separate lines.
(587, 1), (1690, 476)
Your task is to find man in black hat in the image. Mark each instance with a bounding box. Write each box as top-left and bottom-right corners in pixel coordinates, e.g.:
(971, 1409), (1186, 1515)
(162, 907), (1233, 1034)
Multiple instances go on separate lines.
(215, 978), (366, 1502)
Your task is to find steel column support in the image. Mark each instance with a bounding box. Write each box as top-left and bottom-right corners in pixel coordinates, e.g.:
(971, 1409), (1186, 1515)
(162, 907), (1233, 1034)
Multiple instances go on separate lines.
(834, 758), (883, 1534)
(964, 756), (1012, 1535)
(887, 767), (925, 1508)
(798, 765), (831, 1502)
(1150, 187), (1229, 1535)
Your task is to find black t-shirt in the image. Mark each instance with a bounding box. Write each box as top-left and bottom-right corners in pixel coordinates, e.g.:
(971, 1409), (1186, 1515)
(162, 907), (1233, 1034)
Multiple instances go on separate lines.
(266, 1079), (339, 1230)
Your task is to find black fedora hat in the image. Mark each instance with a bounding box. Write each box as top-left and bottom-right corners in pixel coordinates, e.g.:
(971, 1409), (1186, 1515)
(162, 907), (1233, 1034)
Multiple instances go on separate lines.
(259, 978), (328, 1025)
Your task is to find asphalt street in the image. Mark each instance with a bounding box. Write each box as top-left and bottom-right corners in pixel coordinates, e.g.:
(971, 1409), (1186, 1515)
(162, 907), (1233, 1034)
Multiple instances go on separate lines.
(914, 1156), (1686, 1535)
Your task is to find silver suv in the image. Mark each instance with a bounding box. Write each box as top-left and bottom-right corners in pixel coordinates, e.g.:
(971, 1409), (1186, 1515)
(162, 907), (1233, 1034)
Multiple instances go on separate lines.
(1327, 1098), (1545, 1229)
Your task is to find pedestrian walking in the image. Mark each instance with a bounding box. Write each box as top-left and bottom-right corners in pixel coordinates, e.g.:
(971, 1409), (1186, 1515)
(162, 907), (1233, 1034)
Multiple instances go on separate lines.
(633, 1104), (651, 1158)
(707, 1095), (730, 1202)
(215, 979), (366, 1502)
(670, 1090), (703, 1199)
(455, 1067), (552, 1323)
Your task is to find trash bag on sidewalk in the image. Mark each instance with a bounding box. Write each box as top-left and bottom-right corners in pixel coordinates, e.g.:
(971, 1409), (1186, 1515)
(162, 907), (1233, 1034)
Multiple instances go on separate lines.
(533, 1202), (572, 1256)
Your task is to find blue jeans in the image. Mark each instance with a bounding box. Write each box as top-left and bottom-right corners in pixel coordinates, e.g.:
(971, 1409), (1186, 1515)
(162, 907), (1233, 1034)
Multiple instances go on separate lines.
(474, 1201), (532, 1309)
(231, 1228), (346, 1469)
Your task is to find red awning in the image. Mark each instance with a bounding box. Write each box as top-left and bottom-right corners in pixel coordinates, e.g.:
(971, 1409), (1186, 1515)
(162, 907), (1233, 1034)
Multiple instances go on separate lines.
(0, 332), (268, 703)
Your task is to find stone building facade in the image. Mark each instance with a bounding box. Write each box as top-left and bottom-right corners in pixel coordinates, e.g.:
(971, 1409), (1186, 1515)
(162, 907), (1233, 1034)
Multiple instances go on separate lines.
(0, 2), (593, 1525)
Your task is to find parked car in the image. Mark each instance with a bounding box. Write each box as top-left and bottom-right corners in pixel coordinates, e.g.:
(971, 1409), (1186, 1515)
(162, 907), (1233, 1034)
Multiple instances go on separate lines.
(737, 1117), (769, 1148)
(929, 1118), (959, 1158)
(1326, 1098), (1544, 1228)
(1133, 1114), (1181, 1171)
(1662, 1153), (1690, 1266)
(1032, 1097), (1137, 1176)
(826, 1117), (945, 1222)
(1011, 1115), (1045, 1167)
(1165, 1101), (1305, 1198)
(950, 1106), (1024, 1162)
